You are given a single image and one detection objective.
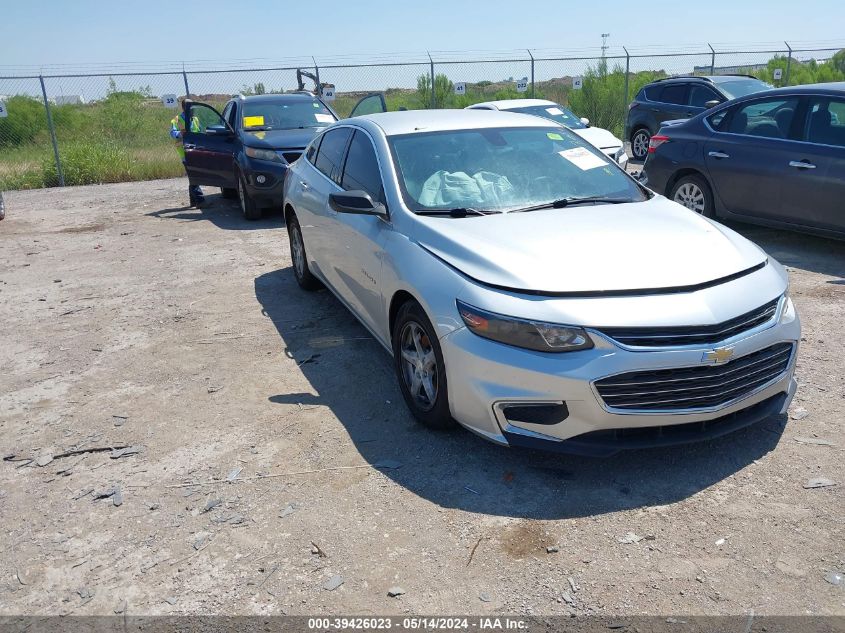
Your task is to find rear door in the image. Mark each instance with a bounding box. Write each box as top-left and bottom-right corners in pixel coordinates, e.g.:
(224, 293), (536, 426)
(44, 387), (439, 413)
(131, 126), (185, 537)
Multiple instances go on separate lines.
(779, 95), (845, 231)
(703, 96), (802, 220)
(648, 83), (691, 125)
(182, 102), (237, 188)
(349, 94), (387, 118)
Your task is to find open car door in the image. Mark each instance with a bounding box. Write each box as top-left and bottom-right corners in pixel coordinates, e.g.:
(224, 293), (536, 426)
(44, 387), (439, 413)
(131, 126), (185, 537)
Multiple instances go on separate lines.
(182, 101), (237, 188)
(349, 93), (387, 118)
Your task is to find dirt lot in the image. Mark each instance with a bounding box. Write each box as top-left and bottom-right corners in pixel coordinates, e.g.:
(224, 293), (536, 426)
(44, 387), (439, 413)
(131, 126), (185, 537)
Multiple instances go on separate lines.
(1, 178), (843, 617)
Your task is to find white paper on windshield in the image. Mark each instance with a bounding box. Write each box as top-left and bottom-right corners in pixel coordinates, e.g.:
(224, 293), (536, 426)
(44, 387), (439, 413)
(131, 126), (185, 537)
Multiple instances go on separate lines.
(545, 107), (564, 115)
(559, 147), (607, 171)
(314, 113), (334, 123)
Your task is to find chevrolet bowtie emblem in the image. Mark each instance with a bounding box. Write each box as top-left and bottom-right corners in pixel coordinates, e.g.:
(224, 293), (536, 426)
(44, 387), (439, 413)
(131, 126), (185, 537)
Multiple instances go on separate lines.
(703, 347), (734, 363)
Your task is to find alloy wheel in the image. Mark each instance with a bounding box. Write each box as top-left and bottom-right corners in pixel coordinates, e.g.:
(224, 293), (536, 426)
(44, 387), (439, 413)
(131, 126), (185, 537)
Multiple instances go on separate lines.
(632, 130), (650, 159)
(674, 182), (707, 214)
(290, 223), (306, 279)
(399, 321), (438, 412)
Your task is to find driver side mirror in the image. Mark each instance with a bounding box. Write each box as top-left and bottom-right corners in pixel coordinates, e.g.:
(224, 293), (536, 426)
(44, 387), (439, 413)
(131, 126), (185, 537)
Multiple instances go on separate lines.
(329, 191), (387, 216)
(704, 99), (722, 109)
(580, 117), (590, 127)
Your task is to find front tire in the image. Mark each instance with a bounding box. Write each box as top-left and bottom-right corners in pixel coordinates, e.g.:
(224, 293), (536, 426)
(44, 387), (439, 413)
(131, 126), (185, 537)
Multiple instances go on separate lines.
(670, 174), (714, 218)
(392, 301), (453, 430)
(238, 173), (262, 220)
(287, 213), (321, 291)
(630, 128), (651, 161)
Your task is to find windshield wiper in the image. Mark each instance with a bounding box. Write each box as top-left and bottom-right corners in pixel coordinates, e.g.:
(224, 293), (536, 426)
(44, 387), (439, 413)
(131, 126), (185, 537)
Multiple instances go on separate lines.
(509, 196), (634, 213)
(414, 207), (499, 218)
(245, 126), (272, 131)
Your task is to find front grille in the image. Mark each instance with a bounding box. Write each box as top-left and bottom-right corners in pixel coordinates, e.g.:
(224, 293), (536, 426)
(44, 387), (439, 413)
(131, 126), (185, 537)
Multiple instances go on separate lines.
(594, 342), (793, 411)
(597, 297), (780, 347)
(282, 150), (303, 164)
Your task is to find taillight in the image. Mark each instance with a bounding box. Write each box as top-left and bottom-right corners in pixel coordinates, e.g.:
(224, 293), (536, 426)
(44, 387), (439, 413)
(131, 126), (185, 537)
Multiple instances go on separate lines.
(648, 135), (670, 153)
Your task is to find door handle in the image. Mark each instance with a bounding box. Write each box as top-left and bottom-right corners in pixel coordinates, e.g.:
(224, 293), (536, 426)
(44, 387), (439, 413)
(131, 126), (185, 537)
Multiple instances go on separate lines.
(299, 181), (310, 190)
(184, 143), (196, 150)
(789, 160), (816, 169)
(708, 151), (730, 159)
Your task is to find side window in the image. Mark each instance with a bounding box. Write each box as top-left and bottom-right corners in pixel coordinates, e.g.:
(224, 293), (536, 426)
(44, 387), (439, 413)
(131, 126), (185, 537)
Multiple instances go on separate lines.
(804, 97), (845, 148)
(689, 85), (721, 108)
(305, 135), (321, 164)
(186, 103), (226, 134)
(727, 98), (800, 139)
(313, 127), (352, 183)
(341, 130), (384, 203)
(659, 84), (687, 105)
(227, 103), (238, 128)
(707, 109), (729, 130)
(221, 102), (233, 126)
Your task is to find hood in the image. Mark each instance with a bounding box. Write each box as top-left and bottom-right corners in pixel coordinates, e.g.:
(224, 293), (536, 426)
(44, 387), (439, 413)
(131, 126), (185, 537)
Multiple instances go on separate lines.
(414, 196), (767, 295)
(242, 128), (321, 149)
(573, 126), (623, 150)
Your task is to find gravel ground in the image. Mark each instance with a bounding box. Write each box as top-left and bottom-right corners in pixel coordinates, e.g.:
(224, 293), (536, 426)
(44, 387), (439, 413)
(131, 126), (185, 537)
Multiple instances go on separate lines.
(0, 178), (843, 617)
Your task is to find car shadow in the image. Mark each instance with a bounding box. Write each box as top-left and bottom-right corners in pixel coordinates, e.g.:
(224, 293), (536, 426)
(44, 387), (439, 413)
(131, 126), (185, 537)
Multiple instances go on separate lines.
(145, 192), (283, 230)
(721, 221), (845, 281)
(254, 267), (787, 520)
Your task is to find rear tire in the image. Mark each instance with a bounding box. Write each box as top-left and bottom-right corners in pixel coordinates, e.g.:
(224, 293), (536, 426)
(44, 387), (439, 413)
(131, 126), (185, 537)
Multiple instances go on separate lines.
(670, 174), (715, 218)
(287, 213), (321, 291)
(238, 173), (262, 220)
(392, 301), (454, 430)
(630, 128), (651, 161)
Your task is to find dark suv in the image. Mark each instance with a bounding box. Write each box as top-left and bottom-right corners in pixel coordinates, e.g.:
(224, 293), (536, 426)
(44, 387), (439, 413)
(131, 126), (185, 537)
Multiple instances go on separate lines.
(625, 75), (772, 160)
(182, 93), (339, 219)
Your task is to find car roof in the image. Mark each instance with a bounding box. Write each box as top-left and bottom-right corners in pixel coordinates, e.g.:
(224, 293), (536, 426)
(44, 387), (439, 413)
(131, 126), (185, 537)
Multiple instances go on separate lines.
(238, 93), (320, 102)
(761, 81), (845, 95)
(468, 98), (557, 110)
(352, 109), (557, 135)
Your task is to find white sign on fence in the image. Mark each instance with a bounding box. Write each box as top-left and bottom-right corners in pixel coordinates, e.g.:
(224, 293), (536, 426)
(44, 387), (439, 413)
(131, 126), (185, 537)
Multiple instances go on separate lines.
(573, 76), (584, 90)
(321, 84), (336, 101)
(773, 68), (783, 80)
(515, 78), (528, 93)
(0, 101), (7, 118)
(454, 82), (466, 96)
(161, 94), (178, 108)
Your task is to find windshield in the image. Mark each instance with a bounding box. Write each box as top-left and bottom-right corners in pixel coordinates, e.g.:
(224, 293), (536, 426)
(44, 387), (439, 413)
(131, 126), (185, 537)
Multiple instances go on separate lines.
(242, 100), (336, 131)
(508, 104), (586, 129)
(388, 126), (645, 213)
(717, 78), (773, 99)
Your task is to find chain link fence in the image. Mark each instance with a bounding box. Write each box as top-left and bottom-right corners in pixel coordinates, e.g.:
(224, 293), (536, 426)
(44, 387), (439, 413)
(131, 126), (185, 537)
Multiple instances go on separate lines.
(1, 43), (842, 190)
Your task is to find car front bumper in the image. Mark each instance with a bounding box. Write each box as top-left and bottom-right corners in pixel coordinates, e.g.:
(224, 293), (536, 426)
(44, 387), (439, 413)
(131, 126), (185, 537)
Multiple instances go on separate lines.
(242, 159), (289, 207)
(440, 298), (800, 456)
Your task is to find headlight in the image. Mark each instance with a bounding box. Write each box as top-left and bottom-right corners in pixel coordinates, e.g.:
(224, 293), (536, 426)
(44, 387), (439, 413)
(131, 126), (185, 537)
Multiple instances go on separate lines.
(456, 300), (593, 353)
(245, 147), (283, 162)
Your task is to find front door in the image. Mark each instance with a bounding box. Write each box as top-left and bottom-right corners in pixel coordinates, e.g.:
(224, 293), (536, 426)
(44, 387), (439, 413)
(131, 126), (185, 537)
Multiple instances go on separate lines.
(330, 128), (390, 338)
(704, 96), (801, 221)
(182, 102), (237, 188)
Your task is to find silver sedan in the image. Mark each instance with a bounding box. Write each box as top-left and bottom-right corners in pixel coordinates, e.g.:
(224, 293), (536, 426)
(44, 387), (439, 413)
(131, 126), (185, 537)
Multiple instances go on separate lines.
(282, 109), (800, 456)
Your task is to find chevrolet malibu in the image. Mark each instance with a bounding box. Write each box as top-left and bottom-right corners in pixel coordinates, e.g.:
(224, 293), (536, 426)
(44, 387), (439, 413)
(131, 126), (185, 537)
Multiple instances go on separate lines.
(282, 110), (799, 456)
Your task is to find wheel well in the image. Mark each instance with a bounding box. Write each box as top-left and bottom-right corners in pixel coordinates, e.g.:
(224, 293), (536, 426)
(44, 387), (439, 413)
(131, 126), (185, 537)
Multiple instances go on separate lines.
(665, 169), (708, 198)
(388, 290), (418, 336)
(284, 204), (295, 226)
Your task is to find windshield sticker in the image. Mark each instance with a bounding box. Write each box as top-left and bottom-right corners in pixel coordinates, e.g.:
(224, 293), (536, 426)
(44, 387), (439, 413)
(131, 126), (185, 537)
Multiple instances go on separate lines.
(546, 132), (563, 140)
(243, 115), (264, 127)
(559, 147), (607, 170)
(252, 131), (266, 140)
(314, 113), (334, 123)
(546, 107), (564, 115)
(313, 102), (320, 108)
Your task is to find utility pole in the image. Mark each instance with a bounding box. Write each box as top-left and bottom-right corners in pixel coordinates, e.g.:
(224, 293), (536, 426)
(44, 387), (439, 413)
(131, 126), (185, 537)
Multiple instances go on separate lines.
(601, 33), (610, 59)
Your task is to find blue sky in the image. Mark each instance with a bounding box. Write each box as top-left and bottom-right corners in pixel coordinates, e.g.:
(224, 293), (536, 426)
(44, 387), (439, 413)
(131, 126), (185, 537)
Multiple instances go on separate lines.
(2, 0), (843, 71)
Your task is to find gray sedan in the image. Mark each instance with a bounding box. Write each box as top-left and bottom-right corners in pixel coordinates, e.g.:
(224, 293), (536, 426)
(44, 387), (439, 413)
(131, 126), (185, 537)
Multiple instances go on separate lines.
(282, 109), (799, 456)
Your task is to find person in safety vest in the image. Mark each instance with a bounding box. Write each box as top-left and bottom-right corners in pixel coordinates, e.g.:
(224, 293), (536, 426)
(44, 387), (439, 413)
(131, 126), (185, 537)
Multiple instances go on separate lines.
(170, 100), (205, 207)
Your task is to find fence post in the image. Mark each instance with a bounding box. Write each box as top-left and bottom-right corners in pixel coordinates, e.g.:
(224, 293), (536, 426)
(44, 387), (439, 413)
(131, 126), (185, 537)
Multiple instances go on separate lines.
(427, 51), (435, 108)
(182, 66), (190, 97)
(623, 47), (630, 125)
(708, 43), (715, 75)
(527, 49), (535, 98)
(39, 75), (64, 187)
(784, 42), (793, 85)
